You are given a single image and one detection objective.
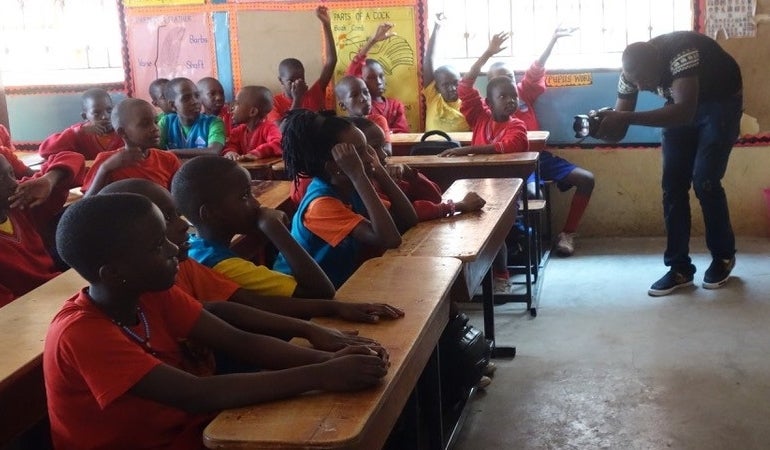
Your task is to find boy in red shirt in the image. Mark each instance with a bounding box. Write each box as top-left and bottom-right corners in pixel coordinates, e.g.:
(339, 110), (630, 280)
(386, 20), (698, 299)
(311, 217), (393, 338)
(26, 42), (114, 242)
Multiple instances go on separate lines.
(45, 194), (388, 450)
(197, 77), (232, 136)
(346, 23), (409, 133)
(222, 86), (282, 160)
(82, 98), (181, 195)
(0, 151), (85, 306)
(267, 6), (337, 124)
(39, 88), (123, 160)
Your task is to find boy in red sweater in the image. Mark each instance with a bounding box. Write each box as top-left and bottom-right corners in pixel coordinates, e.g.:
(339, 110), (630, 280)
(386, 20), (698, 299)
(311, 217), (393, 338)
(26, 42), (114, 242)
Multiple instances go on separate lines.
(82, 98), (181, 195)
(223, 86), (282, 160)
(197, 77), (232, 136)
(267, 6), (337, 124)
(39, 88), (123, 160)
(0, 151), (85, 306)
(345, 23), (410, 133)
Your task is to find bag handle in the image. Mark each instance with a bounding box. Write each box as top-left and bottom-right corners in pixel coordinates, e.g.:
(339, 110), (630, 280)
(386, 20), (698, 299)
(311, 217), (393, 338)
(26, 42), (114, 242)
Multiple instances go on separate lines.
(421, 129), (453, 142)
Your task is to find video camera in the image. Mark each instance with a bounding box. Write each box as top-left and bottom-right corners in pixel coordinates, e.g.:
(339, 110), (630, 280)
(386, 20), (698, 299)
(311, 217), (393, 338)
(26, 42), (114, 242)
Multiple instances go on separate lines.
(573, 107), (613, 139)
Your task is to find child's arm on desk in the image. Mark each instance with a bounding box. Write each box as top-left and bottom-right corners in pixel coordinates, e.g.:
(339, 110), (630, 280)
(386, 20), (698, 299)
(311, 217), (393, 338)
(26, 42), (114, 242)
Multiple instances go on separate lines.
(257, 207), (336, 299)
(363, 146), (417, 232)
(130, 310), (388, 413)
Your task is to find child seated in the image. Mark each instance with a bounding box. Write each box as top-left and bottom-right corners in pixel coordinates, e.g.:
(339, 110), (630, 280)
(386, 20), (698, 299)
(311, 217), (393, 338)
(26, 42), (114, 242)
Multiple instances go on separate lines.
(158, 77), (226, 157)
(148, 78), (173, 122)
(274, 110), (417, 288)
(349, 117), (485, 222)
(222, 86), (282, 160)
(267, 6), (337, 124)
(0, 140), (35, 179)
(335, 75), (392, 150)
(487, 26), (594, 257)
(171, 155), (336, 299)
(45, 193), (388, 449)
(101, 179), (403, 355)
(38, 88), (123, 160)
(82, 98), (181, 195)
(197, 77), (232, 136)
(0, 151), (85, 306)
(346, 23), (410, 133)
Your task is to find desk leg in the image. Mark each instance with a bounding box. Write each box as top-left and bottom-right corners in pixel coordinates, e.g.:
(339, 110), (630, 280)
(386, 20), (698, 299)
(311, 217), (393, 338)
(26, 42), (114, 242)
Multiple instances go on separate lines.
(417, 346), (444, 450)
(482, 270), (516, 359)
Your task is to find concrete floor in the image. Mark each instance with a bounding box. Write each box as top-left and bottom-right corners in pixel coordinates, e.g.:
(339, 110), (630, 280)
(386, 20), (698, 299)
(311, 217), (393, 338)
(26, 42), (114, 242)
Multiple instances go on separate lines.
(456, 236), (770, 450)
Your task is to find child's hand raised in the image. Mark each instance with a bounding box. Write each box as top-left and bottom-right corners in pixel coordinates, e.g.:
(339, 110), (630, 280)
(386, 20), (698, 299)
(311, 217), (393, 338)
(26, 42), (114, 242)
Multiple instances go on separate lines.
(332, 143), (366, 178)
(485, 32), (510, 56)
(553, 25), (578, 39)
(371, 23), (396, 43)
(435, 12), (447, 25)
(456, 191), (486, 213)
(315, 5), (331, 25)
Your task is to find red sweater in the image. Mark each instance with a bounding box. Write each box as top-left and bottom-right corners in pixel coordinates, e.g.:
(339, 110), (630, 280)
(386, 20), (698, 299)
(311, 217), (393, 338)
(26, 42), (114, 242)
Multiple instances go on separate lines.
(267, 82), (326, 124)
(81, 148), (181, 193)
(223, 121), (282, 158)
(514, 60), (547, 131)
(458, 78), (529, 153)
(346, 54), (410, 133)
(39, 122), (123, 160)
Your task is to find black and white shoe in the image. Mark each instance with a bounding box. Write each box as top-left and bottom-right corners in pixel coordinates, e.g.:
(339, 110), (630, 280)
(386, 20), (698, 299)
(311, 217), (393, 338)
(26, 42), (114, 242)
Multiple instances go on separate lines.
(703, 257), (736, 289)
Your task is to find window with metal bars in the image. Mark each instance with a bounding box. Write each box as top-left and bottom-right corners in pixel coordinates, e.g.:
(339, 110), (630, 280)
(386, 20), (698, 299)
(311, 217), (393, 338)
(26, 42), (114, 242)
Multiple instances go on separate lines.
(427, 0), (693, 71)
(0, 0), (124, 87)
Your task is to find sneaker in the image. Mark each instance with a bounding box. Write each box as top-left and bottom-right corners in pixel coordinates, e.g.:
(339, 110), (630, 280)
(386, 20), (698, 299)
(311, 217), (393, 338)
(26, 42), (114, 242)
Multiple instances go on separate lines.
(554, 232), (575, 257)
(703, 257), (736, 289)
(476, 375), (492, 390)
(483, 361), (497, 376)
(648, 269), (694, 297)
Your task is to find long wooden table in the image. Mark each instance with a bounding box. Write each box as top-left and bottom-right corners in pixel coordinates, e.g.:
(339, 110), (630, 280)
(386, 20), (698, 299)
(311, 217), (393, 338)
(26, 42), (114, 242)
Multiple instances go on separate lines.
(390, 131), (549, 156)
(203, 256), (463, 450)
(384, 178), (522, 357)
(0, 270), (86, 444)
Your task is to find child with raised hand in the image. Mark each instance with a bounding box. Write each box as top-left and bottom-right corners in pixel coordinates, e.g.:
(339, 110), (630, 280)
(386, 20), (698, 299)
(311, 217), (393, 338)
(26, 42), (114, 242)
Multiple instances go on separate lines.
(274, 110), (417, 288)
(422, 13), (469, 132)
(158, 77), (226, 157)
(149, 78), (173, 122)
(100, 179), (396, 356)
(438, 32), (528, 157)
(39, 88), (123, 160)
(0, 150), (85, 306)
(349, 116), (486, 222)
(487, 26), (593, 257)
(197, 77), (232, 136)
(44, 193), (388, 450)
(222, 86), (282, 160)
(172, 155), (336, 299)
(267, 5), (337, 124)
(81, 98), (181, 195)
(346, 23), (410, 133)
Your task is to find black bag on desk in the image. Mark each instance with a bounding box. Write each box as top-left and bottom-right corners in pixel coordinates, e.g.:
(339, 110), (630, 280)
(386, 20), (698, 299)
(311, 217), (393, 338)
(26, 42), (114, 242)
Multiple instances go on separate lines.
(409, 130), (461, 155)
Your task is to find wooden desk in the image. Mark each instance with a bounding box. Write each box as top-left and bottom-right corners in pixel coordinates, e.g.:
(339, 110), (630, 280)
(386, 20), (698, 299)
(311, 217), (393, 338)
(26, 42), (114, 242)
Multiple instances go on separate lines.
(0, 270), (86, 444)
(251, 180), (291, 211)
(387, 151), (538, 192)
(239, 156), (284, 179)
(390, 131), (549, 156)
(204, 256), (462, 450)
(12, 151), (44, 168)
(384, 178), (523, 355)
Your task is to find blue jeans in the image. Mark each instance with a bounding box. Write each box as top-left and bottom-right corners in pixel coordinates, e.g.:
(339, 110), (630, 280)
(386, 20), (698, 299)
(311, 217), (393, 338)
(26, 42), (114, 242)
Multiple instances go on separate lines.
(661, 94), (742, 271)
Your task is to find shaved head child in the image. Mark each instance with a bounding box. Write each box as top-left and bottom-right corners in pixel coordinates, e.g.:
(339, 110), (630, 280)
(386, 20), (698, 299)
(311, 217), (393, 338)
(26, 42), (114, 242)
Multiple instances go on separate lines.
(158, 77), (226, 157)
(197, 77), (232, 136)
(223, 86), (282, 160)
(148, 78), (173, 121)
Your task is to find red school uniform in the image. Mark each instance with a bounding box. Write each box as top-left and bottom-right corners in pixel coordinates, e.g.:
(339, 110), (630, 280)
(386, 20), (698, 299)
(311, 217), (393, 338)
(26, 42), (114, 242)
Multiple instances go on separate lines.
(458, 78), (529, 154)
(81, 148), (182, 193)
(267, 81), (326, 124)
(44, 286), (213, 450)
(0, 145), (32, 178)
(346, 55), (410, 133)
(514, 60), (547, 131)
(39, 122), (123, 160)
(219, 107), (233, 137)
(223, 121), (282, 158)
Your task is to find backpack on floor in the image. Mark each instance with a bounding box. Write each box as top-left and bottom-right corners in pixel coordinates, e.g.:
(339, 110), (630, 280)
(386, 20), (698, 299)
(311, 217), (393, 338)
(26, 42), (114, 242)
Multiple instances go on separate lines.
(409, 130), (461, 156)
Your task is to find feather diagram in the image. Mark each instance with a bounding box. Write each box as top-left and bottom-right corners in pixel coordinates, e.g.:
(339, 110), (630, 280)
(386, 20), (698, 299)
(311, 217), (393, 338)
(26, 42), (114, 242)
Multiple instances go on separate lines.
(155, 24), (185, 79)
(338, 34), (415, 75)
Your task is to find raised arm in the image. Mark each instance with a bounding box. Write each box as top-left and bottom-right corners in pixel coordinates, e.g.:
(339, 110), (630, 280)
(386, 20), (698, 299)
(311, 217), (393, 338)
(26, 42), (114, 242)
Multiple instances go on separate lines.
(465, 32), (509, 83)
(538, 25), (577, 66)
(346, 23), (395, 76)
(422, 13), (446, 87)
(316, 6), (338, 90)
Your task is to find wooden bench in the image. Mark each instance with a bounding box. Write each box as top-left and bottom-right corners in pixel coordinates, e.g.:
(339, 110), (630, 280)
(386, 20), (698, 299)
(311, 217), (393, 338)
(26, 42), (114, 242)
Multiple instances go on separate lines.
(203, 256), (462, 450)
(0, 270), (86, 445)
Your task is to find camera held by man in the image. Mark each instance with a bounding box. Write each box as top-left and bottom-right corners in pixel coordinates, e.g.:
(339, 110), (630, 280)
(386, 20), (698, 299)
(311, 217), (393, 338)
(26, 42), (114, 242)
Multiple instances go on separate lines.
(573, 107), (614, 139)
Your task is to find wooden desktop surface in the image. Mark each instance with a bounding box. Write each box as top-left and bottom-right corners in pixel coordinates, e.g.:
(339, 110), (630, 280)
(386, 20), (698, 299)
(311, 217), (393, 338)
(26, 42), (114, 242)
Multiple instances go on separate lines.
(390, 130), (549, 154)
(251, 180), (291, 211)
(240, 156), (284, 179)
(203, 256), (462, 450)
(384, 178), (522, 300)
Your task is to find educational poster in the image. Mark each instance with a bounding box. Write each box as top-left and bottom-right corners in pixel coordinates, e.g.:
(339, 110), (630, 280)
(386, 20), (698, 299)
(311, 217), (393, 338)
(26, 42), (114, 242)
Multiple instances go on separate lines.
(124, 0), (205, 7)
(125, 13), (215, 102)
(705, 0), (757, 38)
(331, 7), (421, 132)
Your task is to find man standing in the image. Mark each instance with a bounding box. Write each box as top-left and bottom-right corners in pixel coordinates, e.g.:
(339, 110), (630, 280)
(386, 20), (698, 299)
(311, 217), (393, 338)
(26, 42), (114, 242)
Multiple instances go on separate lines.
(596, 31), (742, 296)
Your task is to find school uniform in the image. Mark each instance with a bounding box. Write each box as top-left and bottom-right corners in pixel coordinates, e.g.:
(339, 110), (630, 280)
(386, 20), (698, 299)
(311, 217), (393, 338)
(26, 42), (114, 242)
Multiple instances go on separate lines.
(367, 113), (392, 142)
(223, 121), (282, 158)
(0, 151), (86, 306)
(458, 78), (529, 153)
(44, 286), (212, 450)
(39, 122), (123, 160)
(267, 82), (326, 124)
(423, 81), (470, 132)
(0, 145), (32, 178)
(158, 113), (225, 150)
(81, 148), (181, 193)
(218, 107), (233, 137)
(0, 124), (14, 148)
(346, 54), (410, 133)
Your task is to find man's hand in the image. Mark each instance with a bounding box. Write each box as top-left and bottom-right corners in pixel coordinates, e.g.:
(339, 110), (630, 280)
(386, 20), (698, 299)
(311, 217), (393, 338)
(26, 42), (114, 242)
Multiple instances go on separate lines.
(595, 110), (630, 142)
(333, 302), (406, 323)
